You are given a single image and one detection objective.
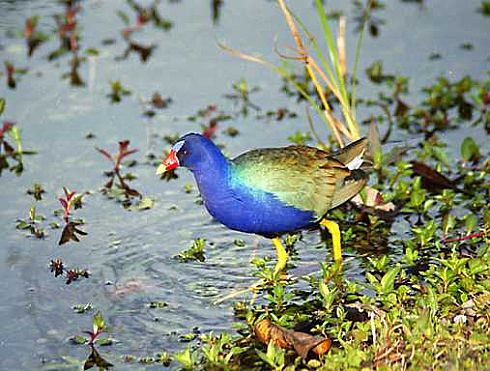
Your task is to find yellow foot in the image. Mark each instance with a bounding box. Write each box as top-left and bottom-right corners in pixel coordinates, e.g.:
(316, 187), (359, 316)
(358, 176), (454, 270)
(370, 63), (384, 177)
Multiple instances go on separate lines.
(320, 219), (343, 263)
(272, 237), (289, 276)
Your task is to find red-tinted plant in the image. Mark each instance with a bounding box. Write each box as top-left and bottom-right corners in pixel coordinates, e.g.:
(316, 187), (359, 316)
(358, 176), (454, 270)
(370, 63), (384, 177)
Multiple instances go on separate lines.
(50, 259), (90, 284)
(96, 140), (141, 206)
(58, 186), (76, 222)
(5, 62), (16, 89)
(97, 140), (138, 174)
(202, 119), (218, 139)
(24, 16), (48, 57)
(0, 121), (13, 139)
(57, 187), (87, 245)
(85, 312), (106, 345)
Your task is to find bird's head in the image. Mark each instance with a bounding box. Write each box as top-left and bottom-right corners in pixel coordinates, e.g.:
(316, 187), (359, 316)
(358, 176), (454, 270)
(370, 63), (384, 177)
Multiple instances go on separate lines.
(156, 133), (217, 175)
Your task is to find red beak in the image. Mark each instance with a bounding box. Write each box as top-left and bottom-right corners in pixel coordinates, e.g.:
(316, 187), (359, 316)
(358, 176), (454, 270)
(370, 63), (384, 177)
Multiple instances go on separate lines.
(156, 149), (179, 174)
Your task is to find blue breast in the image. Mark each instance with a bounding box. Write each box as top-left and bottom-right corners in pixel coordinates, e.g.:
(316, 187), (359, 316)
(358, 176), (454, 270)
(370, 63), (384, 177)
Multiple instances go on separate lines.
(202, 179), (316, 237)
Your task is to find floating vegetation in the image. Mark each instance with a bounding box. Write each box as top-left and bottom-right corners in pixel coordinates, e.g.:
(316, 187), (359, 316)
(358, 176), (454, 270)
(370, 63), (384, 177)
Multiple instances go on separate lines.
(24, 16), (49, 57)
(175, 238), (206, 262)
(69, 312), (114, 369)
(0, 119), (35, 176)
(96, 140), (143, 207)
(223, 79), (261, 116)
(16, 206), (46, 239)
(3, 62), (28, 89)
(50, 258), (90, 285)
(26, 183), (46, 201)
(107, 80), (132, 103)
(57, 187), (88, 245)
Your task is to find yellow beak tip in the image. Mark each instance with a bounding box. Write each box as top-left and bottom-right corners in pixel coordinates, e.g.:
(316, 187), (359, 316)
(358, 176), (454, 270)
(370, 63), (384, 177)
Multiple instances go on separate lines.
(156, 164), (166, 175)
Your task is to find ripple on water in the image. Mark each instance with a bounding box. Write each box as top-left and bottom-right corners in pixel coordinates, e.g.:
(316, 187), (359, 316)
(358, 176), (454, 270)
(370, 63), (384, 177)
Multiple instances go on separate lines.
(84, 198), (367, 356)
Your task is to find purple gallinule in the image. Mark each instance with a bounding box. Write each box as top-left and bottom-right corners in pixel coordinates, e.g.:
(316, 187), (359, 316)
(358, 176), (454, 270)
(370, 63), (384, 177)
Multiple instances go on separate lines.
(157, 133), (367, 274)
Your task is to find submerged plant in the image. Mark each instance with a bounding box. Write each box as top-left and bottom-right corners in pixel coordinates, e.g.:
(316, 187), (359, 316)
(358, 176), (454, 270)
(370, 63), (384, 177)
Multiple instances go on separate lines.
(27, 183), (45, 201)
(223, 79), (261, 116)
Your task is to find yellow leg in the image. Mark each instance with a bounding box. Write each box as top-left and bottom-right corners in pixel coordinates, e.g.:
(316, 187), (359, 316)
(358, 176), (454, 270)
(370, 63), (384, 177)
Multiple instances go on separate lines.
(320, 219), (342, 263)
(272, 237), (288, 274)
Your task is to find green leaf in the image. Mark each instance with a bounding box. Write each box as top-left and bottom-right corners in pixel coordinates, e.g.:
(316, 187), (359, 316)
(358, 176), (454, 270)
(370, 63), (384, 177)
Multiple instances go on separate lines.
(73, 303), (93, 314)
(8, 125), (22, 149)
(460, 137), (480, 162)
(70, 335), (88, 345)
(173, 347), (197, 369)
(95, 337), (114, 346)
(0, 98), (5, 116)
(380, 266), (400, 294)
(16, 220), (30, 230)
(130, 196), (154, 211)
(464, 213), (479, 232)
(116, 10), (130, 25)
(365, 272), (379, 288)
(29, 206), (36, 221)
(93, 311), (105, 334)
(84, 48), (99, 56)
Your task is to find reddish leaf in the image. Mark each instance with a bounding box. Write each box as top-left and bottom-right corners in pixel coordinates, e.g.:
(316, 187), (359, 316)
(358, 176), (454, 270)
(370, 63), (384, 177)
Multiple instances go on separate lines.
(58, 197), (69, 210)
(0, 121), (14, 137)
(410, 161), (459, 192)
(96, 147), (114, 162)
(202, 120), (218, 139)
(50, 259), (64, 277)
(63, 186), (76, 201)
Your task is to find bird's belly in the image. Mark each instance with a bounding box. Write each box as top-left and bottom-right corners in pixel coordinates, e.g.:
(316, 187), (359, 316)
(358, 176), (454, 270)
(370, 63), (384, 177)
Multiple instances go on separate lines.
(203, 192), (316, 237)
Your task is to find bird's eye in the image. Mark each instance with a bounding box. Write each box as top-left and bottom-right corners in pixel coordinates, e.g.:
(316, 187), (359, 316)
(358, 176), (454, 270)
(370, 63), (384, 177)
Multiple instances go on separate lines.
(183, 149), (189, 155)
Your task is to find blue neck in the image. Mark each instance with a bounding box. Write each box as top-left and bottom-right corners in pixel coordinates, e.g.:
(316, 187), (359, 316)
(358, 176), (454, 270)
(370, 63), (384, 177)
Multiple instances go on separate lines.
(190, 145), (230, 201)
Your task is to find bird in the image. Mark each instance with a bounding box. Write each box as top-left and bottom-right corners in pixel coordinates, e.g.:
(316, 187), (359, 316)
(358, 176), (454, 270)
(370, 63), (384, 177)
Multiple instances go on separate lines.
(156, 133), (368, 275)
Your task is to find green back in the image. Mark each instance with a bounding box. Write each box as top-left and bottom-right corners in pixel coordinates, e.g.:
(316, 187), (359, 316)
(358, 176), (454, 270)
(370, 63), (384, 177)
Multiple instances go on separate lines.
(231, 146), (352, 219)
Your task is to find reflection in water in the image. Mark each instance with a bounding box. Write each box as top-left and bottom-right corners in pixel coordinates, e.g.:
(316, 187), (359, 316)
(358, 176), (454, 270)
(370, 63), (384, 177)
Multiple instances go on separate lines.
(84, 345), (113, 370)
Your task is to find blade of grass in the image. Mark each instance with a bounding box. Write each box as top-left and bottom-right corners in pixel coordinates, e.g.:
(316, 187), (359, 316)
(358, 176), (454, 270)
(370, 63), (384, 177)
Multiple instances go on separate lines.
(281, 0), (360, 141)
(351, 0), (374, 121)
(219, 43), (340, 140)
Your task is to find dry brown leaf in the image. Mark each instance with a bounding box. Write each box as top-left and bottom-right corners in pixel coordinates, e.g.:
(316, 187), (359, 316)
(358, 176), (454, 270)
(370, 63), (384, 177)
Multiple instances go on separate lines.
(254, 318), (332, 359)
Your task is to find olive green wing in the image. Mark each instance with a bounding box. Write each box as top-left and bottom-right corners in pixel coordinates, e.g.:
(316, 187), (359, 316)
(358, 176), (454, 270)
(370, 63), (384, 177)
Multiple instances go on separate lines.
(231, 146), (353, 218)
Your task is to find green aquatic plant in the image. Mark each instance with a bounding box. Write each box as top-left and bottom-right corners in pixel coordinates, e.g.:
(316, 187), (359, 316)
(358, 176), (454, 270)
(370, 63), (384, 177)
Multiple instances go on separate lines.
(16, 205), (46, 239)
(107, 80), (132, 103)
(222, 0), (377, 146)
(26, 183), (45, 201)
(176, 238), (206, 262)
(0, 119), (31, 176)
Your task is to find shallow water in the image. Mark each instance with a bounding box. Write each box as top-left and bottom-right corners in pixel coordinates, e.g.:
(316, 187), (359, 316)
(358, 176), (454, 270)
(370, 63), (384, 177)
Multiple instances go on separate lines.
(0, 0), (488, 369)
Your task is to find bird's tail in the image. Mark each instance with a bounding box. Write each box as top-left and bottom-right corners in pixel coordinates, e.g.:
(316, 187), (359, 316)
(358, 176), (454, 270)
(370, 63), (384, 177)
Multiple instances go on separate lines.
(331, 137), (368, 170)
